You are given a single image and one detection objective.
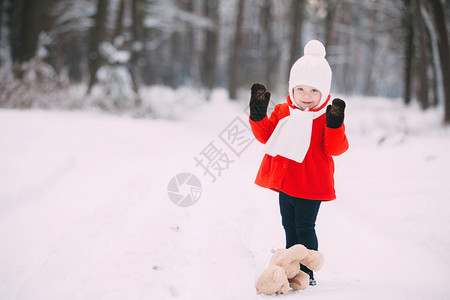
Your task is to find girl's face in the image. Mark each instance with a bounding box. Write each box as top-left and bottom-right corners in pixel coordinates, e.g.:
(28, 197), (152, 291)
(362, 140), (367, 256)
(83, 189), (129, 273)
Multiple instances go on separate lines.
(292, 85), (322, 110)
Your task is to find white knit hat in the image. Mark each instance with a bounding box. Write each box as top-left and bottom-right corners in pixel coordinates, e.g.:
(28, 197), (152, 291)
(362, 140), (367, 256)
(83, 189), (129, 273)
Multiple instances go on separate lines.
(288, 40), (332, 108)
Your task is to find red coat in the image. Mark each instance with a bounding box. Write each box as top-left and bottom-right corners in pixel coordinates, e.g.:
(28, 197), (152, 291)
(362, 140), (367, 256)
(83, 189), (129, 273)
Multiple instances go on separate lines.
(249, 97), (349, 201)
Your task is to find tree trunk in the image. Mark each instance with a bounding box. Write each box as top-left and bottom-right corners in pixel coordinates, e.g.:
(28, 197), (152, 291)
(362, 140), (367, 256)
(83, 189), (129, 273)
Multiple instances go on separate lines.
(324, 0), (337, 50)
(114, 0), (125, 40)
(288, 0), (305, 70)
(429, 51), (439, 107)
(183, 0), (195, 86)
(202, 0), (219, 98)
(260, 0), (272, 88)
(428, 0), (450, 123)
(87, 0), (108, 95)
(8, 0), (23, 64)
(363, 1), (377, 96)
(18, 0), (46, 63)
(67, 36), (83, 82)
(169, 0), (183, 89)
(0, 0), (5, 43)
(169, 30), (181, 89)
(402, 0), (414, 105)
(130, 0), (143, 100)
(414, 0), (429, 109)
(7, 0), (46, 77)
(228, 0), (245, 100)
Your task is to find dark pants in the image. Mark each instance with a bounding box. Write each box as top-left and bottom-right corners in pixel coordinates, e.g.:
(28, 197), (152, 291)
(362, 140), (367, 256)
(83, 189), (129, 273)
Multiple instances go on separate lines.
(279, 192), (322, 274)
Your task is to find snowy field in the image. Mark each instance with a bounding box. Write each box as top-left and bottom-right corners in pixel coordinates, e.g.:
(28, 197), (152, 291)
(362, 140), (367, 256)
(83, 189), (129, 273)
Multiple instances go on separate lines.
(1, 88), (450, 299)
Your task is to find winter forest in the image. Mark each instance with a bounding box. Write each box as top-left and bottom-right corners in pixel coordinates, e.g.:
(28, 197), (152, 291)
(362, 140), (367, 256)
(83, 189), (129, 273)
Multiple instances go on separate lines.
(1, 1), (450, 300)
(0, 0), (449, 121)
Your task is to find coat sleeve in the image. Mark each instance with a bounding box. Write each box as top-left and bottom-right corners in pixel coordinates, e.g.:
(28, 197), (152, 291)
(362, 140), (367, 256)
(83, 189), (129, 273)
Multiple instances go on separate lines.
(249, 104), (284, 144)
(324, 124), (349, 156)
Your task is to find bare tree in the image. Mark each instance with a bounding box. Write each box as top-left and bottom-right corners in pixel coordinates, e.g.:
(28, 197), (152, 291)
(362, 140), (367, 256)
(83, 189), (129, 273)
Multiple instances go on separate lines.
(260, 0), (273, 88)
(329, 1), (354, 95)
(46, 0), (94, 82)
(0, 0), (5, 44)
(202, 0), (219, 98)
(7, 0), (47, 76)
(402, 0), (414, 105)
(427, 0), (450, 123)
(363, 0), (378, 96)
(228, 0), (245, 100)
(113, 0), (125, 39)
(130, 0), (144, 101)
(288, 0), (305, 71)
(87, 0), (107, 94)
(414, 0), (430, 109)
(324, 0), (337, 50)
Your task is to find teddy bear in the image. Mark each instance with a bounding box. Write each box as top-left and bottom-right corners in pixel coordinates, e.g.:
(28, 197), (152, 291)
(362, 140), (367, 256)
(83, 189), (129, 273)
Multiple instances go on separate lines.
(255, 244), (324, 295)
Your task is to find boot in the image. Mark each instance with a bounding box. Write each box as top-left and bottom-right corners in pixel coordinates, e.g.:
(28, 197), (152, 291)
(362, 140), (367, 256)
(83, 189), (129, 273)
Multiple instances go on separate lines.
(309, 271), (316, 286)
(300, 264), (316, 286)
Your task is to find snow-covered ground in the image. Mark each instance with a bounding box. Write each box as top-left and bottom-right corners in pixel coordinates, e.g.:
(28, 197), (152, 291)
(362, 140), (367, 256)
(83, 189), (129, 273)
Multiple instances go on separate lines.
(1, 88), (450, 299)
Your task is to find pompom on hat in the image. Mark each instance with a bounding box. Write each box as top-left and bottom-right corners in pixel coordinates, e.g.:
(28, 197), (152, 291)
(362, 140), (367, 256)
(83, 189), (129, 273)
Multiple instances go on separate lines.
(288, 40), (332, 108)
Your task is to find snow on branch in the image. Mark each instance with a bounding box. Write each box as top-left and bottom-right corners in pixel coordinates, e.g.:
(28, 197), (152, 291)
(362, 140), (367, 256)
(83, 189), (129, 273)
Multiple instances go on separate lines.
(143, 3), (215, 32)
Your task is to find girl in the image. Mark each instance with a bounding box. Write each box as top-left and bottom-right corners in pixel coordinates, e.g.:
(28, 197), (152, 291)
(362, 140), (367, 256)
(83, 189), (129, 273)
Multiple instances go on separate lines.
(249, 40), (349, 286)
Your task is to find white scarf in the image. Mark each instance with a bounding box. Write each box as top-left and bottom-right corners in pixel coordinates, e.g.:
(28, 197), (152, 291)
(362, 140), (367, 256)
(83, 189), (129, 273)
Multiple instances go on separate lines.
(264, 98), (329, 163)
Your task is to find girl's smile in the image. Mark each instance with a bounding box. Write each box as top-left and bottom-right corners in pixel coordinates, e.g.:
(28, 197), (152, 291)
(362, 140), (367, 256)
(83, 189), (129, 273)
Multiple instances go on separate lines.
(292, 85), (322, 110)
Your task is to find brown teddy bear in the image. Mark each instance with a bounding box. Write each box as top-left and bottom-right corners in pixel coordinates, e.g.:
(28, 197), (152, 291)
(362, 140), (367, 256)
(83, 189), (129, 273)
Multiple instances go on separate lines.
(255, 244), (324, 295)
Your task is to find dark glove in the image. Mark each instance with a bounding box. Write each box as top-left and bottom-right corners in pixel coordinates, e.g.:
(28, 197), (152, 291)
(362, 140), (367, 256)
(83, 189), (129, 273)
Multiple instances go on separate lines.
(250, 83), (271, 122)
(326, 98), (346, 129)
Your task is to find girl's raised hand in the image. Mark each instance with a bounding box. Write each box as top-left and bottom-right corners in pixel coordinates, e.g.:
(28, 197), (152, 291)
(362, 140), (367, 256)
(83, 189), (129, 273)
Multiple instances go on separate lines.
(326, 98), (346, 128)
(250, 83), (271, 122)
